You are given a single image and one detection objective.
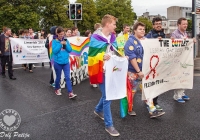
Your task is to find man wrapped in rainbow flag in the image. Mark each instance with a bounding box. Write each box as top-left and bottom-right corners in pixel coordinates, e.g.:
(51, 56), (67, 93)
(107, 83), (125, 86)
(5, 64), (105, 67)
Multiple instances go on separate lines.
(88, 14), (120, 137)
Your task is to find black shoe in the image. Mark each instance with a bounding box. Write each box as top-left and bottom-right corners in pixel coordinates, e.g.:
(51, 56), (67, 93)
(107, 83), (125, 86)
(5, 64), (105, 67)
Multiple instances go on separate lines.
(10, 76), (16, 80)
(2, 75), (6, 78)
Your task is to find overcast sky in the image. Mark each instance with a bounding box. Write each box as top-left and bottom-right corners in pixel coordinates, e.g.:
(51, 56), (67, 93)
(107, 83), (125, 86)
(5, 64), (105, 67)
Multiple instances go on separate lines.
(69, 0), (192, 17)
(132, 0), (192, 17)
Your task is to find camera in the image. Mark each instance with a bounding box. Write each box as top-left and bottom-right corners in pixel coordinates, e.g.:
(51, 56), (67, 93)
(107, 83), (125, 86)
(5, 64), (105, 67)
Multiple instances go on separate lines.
(63, 39), (67, 49)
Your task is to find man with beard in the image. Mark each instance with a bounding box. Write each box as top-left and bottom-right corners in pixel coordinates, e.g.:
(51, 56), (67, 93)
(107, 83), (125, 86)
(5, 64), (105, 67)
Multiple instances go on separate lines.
(145, 17), (165, 111)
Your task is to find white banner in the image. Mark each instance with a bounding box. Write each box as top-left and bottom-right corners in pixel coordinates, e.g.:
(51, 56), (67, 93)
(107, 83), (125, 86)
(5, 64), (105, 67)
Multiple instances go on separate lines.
(141, 39), (194, 100)
(10, 38), (50, 64)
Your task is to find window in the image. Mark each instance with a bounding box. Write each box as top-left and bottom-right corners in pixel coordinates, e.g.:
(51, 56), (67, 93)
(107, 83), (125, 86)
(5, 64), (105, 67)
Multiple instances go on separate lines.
(169, 21), (177, 26)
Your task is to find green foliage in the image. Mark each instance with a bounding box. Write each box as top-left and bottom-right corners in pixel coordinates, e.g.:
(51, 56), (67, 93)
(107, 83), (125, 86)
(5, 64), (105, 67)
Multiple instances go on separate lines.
(39, 0), (73, 32)
(187, 19), (192, 31)
(75, 0), (100, 35)
(0, 0), (40, 34)
(95, 0), (137, 33)
(0, 0), (137, 35)
(137, 17), (153, 34)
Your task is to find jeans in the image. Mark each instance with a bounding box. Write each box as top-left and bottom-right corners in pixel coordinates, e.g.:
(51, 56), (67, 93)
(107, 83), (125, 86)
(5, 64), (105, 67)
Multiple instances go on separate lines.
(54, 62), (72, 93)
(95, 75), (113, 128)
(49, 71), (54, 84)
(128, 72), (156, 113)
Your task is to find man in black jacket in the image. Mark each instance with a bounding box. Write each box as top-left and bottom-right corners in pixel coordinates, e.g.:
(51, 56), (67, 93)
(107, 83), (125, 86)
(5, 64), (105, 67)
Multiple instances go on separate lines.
(0, 27), (16, 80)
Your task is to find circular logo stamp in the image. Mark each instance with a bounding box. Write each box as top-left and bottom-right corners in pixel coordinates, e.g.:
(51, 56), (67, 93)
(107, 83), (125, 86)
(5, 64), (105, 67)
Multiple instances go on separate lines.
(0, 109), (21, 131)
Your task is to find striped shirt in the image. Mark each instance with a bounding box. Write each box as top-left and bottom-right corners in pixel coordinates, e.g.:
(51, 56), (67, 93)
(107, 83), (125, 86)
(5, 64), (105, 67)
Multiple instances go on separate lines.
(171, 29), (188, 39)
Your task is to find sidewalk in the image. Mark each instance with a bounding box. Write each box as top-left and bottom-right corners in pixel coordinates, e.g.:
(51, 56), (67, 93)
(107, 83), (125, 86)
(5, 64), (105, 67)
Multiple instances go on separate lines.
(194, 57), (200, 76)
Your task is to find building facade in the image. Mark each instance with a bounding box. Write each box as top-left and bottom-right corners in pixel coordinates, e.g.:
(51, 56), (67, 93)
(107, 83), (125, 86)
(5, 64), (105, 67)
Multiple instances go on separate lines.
(167, 6), (192, 20)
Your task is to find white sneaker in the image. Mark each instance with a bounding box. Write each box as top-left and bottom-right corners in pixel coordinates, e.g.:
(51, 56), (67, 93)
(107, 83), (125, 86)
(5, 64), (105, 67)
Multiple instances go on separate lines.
(92, 84), (98, 88)
(55, 89), (62, 95)
(128, 111), (136, 116)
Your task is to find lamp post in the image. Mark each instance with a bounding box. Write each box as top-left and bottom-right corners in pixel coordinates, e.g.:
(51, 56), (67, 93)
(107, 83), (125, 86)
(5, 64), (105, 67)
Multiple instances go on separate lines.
(192, 0), (196, 57)
(192, 0), (195, 38)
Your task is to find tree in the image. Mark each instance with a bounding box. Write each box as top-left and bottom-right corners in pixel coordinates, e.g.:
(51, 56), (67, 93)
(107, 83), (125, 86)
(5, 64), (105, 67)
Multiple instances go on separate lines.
(0, 0), (74, 34)
(187, 19), (192, 32)
(137, 17), (152, 34)
(95, 0), (137, 33)
(39, 0), (74, 32)
(0, 0), (40, 34)
(75, 0), (100, 35)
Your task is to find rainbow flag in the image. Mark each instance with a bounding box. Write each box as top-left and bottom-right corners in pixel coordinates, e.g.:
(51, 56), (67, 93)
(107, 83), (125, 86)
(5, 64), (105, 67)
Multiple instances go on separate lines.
(70, 37), (90, 56)
(88, 33), (117, 84)
(48, 36), (90, 61)
(120, 77), (133, 118)
(49, 36), (53, 60)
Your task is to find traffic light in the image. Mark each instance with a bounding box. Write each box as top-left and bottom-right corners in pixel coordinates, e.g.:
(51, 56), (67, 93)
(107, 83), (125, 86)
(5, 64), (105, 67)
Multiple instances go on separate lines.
(76, 4), (82, 20)
(69, 4), (76, 20)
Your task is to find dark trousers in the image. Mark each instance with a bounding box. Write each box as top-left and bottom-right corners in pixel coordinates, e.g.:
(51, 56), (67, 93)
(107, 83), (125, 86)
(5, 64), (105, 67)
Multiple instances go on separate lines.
(153, 96), (158, 105)
(0, 59), (2, 75)
(24, 64), (33, 70)
(1, 55), (13, 77)
(49, 71), (54, 84)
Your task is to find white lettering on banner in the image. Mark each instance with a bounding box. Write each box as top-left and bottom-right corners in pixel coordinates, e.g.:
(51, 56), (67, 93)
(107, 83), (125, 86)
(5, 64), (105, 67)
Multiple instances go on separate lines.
(141, 39), (193, 100)
(10, 38), (49, 64)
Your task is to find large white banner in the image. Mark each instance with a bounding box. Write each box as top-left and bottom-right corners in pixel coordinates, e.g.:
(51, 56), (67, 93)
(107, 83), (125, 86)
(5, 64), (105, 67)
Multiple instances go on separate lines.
(10, 38), (49, 64)
(141, 39), (193, 100)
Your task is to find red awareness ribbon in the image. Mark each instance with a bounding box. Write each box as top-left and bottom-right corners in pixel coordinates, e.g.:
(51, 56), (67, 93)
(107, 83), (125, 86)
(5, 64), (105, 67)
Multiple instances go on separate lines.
(145, 55), (159, 80)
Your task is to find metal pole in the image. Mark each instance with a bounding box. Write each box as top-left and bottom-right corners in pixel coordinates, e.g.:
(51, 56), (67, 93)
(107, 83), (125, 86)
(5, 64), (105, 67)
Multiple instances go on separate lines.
(192, 0), (196, 57)
(74, 20), (77, 27)
(192, 0), (195, 38)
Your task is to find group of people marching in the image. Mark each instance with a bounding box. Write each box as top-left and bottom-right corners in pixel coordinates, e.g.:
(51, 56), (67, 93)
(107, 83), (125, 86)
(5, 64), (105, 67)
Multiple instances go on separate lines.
(88, 15), (193, 137)
(0, 14), (193, 137)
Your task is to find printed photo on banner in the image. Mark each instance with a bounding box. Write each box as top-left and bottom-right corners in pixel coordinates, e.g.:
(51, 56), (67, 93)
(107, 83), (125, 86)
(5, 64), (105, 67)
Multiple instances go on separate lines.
(141, 39), (193, 100)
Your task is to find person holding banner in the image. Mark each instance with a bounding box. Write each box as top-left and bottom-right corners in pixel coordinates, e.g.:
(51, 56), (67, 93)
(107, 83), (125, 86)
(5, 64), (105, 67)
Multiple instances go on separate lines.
(20, 29), (33, 73)
(171, 17), (192, 103)
(124, 22), (165, 118)
(145, 17), (165, 111)
(0, 27), (16, 80)
(88, 14), (120, 136)
(52, 27), (77, 99)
